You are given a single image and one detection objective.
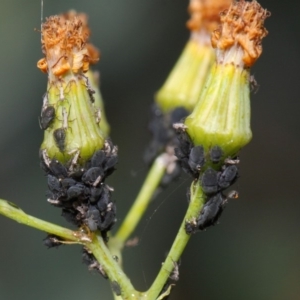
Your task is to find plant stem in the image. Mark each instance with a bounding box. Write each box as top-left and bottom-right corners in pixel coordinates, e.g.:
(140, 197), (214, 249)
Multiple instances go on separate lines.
(0, 198), (140, 299)
(87, 234), (140, 299)
(145, 180), (205, 299)
(0, 175), (204, 300)
(114, 153), (168, 246)
(0, 199), (79, 242)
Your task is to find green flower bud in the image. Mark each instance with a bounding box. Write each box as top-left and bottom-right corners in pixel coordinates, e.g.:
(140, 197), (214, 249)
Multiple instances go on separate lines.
(185, 0), (270, 157)
(155, 38), (214, 113)
(41, 79), (105, 164)
(155, 0), (231, 113)
(185, 63), (251, 157)
(38, 16), (105, 164)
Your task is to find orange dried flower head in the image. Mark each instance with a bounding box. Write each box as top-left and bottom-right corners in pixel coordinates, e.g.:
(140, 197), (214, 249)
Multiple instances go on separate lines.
(37, 15), (99, 79)
(61, 10), (90, 37)
(156, 0), (229, 111)
(60, 11), (100, 64)
(187, 0), (232, 33)
(211, 0), (270, 67)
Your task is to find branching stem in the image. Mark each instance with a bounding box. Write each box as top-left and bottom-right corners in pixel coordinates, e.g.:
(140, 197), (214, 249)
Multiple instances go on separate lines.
(0, 176), (205, 300)
(0, 198), (138, 299)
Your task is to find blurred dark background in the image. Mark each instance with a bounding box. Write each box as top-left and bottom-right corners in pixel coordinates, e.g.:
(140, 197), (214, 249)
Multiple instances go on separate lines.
(0, 0), (299, 299)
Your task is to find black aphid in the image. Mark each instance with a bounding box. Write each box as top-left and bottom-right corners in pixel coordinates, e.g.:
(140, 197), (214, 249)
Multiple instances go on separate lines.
(39, 106), (55, 130)
(60, 177), (77, 189)
(210, 146), (223, 164)
(69, 168), (85, 180)
(175, 130), (192, 158)
(188, 146), (205, 175)
(67, 184), (87, 200)
(103, 155), (118, 174)
(91, 150), (106, 168)
(201, 167), (219, 195)
(49, 159), (68, 178)
(185, 219), (198, 235)
(144, 104), (188, 167)
(43, 234), (63, 248)
(82, 248), (95, 265)
(47, 174), (61, 195)
(82, 167), (104, 186)
(170, 107), (189, 124)
(218, 165), (238, 189)
(85, 206), (100, 231)
(197, 193), (226, 230)
(62, 208), (80, 225)
(96, 185), (111, 212)
(98, 203), (116, 232)
(53, 128), (66, 152)
(111, 281), (121, 296)
(90, 186), (103, 203)
(174, 147), (187, 160)
(82, 248), (108, 279)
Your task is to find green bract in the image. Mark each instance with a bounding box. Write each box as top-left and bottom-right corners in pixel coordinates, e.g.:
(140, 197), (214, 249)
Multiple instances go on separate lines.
(156, 39), (214, 113)
(185, 63), (252, 157)
(41, 77), (105, 164)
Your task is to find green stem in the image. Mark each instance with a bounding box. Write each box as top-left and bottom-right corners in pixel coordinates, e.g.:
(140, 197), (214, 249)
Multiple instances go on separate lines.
(0, 198), (140, 299)
(145, 181), (205, 299)
(0, 199), (79, 242)
(0, 174), (204, 300)
(114, 153), (168, 246)
(87, 235), (140, 299)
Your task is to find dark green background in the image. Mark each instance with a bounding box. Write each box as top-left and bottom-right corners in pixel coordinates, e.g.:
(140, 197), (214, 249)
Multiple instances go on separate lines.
(0, 1), (299, 299)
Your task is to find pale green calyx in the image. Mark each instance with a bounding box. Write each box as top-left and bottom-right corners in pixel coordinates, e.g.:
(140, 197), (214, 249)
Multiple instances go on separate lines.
(185, 0), (270, 157)
(155, 34), (215, 113)
(184, 62), (252, 157)
(41, 77), (105, 164)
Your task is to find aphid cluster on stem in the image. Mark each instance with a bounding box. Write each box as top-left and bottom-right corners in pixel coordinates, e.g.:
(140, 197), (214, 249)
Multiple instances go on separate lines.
(144, 104), (189, 187)
(173, 124), (239, 233)
(82, 248), (108, 279)
(40, 139), (118, 240)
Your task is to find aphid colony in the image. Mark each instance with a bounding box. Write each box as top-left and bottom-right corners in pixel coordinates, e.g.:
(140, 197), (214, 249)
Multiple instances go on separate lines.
(145, 104), (239, 232)
(144, 104), (189, 187)
(40, 140), (118, 238)
(82, 247), (108, 279)
(173, 124), (239, 233)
